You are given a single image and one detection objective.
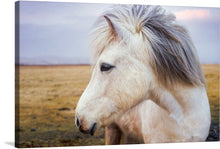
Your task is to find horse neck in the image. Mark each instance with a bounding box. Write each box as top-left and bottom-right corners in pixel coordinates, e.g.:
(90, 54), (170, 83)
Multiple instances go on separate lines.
(148, 84), (209, 125)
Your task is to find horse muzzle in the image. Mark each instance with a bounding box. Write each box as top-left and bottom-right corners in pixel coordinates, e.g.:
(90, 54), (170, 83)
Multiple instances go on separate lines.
(75, 116), (97, 135)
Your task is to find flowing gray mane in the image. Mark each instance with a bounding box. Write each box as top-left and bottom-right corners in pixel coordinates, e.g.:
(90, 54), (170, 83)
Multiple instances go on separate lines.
(90, 5), (206, 87)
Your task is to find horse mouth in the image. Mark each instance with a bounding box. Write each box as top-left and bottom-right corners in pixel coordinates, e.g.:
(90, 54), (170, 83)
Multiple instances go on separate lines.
(78, 122), (97, 136)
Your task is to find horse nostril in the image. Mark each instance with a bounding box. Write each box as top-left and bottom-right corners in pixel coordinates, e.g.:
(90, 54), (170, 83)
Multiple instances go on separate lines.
(76, 116), (80, 128)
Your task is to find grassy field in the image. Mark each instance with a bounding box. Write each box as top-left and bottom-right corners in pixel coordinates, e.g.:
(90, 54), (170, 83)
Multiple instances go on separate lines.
(16, 64), (219, 147)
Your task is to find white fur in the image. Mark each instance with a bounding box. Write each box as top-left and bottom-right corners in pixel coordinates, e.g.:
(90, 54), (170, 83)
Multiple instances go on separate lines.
(75, 5), (211, 143)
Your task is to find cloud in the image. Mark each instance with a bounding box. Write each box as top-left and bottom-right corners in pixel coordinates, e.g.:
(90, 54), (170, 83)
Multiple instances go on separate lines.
(19, 2), (219, 64)
(21, 13), (79, 26)
(174, 9), (210, 20)
(19, 2), (108, 26)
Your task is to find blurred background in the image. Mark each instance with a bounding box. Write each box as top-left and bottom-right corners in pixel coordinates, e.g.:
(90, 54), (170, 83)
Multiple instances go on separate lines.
(18, 1), (220, 65)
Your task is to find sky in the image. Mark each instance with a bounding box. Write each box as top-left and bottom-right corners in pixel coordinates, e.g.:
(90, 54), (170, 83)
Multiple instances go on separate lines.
(17, 1), (220, 64)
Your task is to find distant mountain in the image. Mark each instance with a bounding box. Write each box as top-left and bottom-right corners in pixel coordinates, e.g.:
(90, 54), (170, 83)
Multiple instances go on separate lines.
(18, 57), (91, 65)
(17, 56), (219, 65)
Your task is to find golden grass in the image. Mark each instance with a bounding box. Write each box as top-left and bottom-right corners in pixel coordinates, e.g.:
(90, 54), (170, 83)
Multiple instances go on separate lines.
(202, 64), (219, 122)
(16, 65), (105, 147)
(16, 64), (219, 147)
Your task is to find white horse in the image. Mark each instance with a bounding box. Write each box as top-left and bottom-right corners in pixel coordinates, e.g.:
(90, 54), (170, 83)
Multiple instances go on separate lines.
(75, 5), (211, 144)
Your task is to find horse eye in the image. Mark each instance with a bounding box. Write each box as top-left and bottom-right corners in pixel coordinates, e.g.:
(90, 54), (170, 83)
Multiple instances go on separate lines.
(100, 63), (115, 72)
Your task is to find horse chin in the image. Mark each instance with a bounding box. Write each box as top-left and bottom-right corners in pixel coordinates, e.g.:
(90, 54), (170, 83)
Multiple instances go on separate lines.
(100, 111), (122, 127)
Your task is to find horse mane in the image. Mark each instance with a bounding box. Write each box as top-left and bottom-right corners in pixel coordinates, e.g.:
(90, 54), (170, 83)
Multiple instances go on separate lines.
(90, 5), (206, 87)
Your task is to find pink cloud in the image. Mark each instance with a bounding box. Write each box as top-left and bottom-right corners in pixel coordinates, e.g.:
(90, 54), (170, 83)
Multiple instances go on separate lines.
(174, 9), (210, 20)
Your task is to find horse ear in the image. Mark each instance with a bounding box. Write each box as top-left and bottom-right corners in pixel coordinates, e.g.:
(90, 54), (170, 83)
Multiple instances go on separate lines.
(104, 15), (129, 40)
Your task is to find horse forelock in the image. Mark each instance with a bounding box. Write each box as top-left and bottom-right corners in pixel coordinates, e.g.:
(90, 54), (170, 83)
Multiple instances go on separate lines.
(90, 5), (206, 87)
